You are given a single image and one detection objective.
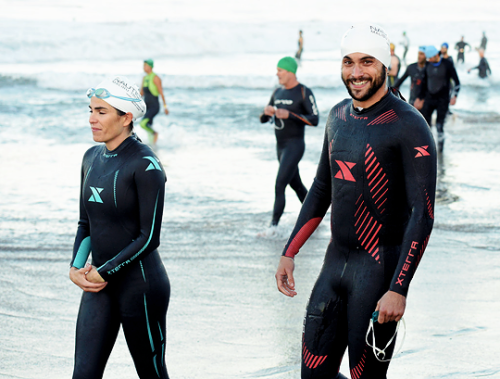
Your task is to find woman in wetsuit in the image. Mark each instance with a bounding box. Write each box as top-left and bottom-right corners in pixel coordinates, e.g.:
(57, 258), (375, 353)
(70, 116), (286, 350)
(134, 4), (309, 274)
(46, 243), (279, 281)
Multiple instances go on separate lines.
(260, 56), (319, 234)
(140, 59), (169, 145)
(69, 76), (170, 379)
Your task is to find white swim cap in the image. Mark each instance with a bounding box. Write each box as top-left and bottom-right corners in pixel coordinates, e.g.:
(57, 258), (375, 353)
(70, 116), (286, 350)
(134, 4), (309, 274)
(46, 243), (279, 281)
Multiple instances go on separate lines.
(90, 76), (146, 121)
(341, 24), (391, 68)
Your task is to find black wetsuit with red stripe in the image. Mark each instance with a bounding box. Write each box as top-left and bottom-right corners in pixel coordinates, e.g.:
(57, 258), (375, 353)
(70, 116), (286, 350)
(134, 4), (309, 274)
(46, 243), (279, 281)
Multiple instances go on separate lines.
(282, 90), (436, 378)
(260, 83), (319, 225)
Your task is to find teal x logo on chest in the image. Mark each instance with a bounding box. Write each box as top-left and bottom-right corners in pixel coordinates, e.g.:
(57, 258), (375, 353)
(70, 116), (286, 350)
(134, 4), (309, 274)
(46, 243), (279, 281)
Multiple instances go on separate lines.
(88, 187), (104, 203)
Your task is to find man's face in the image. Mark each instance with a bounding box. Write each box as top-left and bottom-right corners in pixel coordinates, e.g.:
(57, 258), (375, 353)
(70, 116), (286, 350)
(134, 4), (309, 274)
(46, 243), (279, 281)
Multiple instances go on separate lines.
(418, 51), (426, 64)
(440, 46), (447, 54)
(341, 53), (387, 103)
(428, 54), (440, 63)
(277, 68), (294, 86)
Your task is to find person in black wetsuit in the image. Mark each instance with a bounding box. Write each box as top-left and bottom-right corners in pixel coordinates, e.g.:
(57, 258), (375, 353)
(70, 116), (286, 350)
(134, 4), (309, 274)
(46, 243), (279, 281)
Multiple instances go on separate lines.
(479, 32), (487, 51)
(259, 56), (319, 235)
(140, 59), (169, 145)
(454, 36), (471, 64)
(468, 48), (491, 78)
(440, 42), (454, 65)
(275, 24), (436, 379)
(414, 45), (460, 153)
(69, 76), (170, 379)
(394, 46), (427, 106)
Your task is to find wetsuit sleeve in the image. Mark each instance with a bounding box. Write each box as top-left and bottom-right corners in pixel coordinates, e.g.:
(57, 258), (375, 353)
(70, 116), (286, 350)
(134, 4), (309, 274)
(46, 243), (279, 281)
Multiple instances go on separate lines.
(393, 67), (410, 88)
(260, 89), (277, 123)
(448, 61), (460, 97)
(390, 115), (437, 296)
(416, 65), (428, 100)
(97, 157), (166, 281)
(282, 123), (332, 258)
(288, 86), (319, 127)
(71, 154), (92, 269)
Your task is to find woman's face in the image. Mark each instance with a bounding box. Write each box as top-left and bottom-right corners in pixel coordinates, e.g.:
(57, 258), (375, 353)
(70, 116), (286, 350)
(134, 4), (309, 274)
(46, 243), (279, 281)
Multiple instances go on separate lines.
(88, 97), (131, 150)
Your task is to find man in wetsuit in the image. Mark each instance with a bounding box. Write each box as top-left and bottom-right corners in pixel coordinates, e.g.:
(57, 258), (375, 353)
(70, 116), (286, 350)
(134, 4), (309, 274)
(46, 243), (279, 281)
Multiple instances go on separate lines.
(440, 43), (454, 65)
(275, 24), (436, 379)
(387, 43), (400, 86)
(454, 36), (471, 64)
(140, 59), (169, 145)
(259, 56), (319, 235)
(414, 45), (460, 153)
(468, 48), (491, 78)
(394, 46), (427, 106)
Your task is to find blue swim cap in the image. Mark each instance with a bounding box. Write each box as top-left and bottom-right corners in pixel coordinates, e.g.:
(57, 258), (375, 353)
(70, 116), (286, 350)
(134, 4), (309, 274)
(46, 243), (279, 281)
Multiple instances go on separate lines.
(418, 46), (426, 53)
(425, 45), (439, 59)
(441, 42), (449, 49)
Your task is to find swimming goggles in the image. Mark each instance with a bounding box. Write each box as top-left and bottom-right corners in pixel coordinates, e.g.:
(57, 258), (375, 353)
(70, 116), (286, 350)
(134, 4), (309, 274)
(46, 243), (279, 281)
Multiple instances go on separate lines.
(273, 106), (285, 130)
(87, 88), (142, 102)
(365, 311), (406, 363)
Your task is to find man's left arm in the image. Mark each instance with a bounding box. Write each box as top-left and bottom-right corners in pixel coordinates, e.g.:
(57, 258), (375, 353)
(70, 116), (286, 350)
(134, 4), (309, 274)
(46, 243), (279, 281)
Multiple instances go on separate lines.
(377, 115), (437, 323)
(392, 117), (437, 297)
(448, 61), (460, 104)
(288, 86), (319, 127)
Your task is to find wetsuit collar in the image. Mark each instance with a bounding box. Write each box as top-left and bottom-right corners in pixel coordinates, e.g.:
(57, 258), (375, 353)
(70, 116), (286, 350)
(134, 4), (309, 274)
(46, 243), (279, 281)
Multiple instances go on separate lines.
(103, 134), (136, 156)
(351, 89), (395, 115)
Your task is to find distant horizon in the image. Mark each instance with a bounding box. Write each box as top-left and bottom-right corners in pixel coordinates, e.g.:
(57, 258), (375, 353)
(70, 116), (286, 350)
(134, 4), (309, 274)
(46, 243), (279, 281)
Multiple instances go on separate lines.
(0, 0), (498, 23)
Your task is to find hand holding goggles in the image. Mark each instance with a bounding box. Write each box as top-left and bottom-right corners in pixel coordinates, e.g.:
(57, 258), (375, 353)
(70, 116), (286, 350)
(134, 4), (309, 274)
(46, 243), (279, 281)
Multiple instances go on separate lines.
(365, 311), (406, 363)
(87, 88), (142, 102)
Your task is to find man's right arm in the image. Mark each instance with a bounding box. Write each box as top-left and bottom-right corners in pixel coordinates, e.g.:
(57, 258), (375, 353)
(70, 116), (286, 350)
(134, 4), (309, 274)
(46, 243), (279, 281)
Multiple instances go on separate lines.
(260, 89), (277, 123)
(281, 125), (332, 259)
(394, 67), (410, 88)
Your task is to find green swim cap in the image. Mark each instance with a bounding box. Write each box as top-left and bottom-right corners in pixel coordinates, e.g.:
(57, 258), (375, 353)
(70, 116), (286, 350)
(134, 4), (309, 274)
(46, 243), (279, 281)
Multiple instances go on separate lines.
(144, 59), (154, 68)
(277, 56), (298, 74)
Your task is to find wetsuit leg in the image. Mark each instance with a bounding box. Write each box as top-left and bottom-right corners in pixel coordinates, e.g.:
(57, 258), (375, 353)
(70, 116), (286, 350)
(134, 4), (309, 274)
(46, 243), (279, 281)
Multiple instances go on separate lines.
(301, 265), (348, 379)
(344, 250), (398, 379)
(73, 289), (121, 379)
(272, 138), (306, 226)
(141, 99), (160, 135)
(435, 97), (449, 152)
(119, 252), (170, 379)
(421, 97), (438, 126)
(302, 248), (399, 379)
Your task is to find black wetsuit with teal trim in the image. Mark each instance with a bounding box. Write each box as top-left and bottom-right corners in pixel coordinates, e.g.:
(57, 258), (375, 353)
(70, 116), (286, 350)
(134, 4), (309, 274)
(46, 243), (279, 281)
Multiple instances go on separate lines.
(71, 135), (170, 379)
(260, 83), (319, 225)
(282, 90), (436, 378)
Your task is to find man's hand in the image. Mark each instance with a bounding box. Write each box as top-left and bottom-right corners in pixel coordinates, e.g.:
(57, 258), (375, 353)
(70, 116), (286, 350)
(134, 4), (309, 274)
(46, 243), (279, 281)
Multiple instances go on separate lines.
(375, 291), (406, 324)
(264, 105), (276, 116)
(413, 98), (424, 110)
(275, 256), (297, 297)
(449, 96), (457, 106)
(275, 108), (290, 119)
(69, 265), (107, 293)
(164, 107), (169, 115)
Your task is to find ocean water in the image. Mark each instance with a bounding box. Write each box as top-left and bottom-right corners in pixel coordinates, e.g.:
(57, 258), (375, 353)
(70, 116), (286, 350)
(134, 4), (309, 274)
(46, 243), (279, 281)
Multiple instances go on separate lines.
(1, 1), (500, 378)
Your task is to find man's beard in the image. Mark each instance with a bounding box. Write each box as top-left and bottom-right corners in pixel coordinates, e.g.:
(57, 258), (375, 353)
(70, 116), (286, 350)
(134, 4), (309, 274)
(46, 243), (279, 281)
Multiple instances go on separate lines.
(342, 69), (387, 102)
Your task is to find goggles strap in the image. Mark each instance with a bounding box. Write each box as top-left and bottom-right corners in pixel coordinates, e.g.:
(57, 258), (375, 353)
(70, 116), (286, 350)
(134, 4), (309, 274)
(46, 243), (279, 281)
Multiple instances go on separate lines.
(365, 317), (406, 363)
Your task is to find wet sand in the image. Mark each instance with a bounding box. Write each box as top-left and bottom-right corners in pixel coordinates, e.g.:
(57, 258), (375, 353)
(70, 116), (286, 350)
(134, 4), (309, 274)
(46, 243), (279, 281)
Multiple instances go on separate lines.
(1, 108), (500, 378)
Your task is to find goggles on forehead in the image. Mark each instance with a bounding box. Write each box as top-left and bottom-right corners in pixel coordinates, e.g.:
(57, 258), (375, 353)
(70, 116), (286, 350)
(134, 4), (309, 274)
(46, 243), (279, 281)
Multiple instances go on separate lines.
(86, 88), (142, 102)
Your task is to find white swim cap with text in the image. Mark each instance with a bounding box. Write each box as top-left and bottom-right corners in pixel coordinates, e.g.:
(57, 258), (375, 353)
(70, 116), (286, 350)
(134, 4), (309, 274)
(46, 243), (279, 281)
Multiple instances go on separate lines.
(341, 24), (391, 68)
(92, 76), (146, 121)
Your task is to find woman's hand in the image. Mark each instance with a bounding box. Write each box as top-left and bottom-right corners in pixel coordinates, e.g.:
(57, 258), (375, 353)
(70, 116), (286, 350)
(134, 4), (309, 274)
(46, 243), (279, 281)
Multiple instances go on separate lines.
(69, 264), (107, 293)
